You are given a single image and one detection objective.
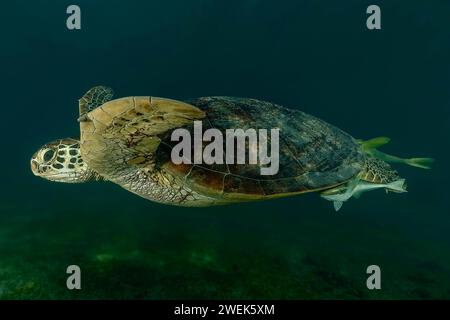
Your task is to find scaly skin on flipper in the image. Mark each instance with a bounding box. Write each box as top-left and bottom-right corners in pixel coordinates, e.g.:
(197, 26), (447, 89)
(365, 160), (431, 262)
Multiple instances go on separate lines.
(78, 86), (114, 121)
(358, 157), (400, 184)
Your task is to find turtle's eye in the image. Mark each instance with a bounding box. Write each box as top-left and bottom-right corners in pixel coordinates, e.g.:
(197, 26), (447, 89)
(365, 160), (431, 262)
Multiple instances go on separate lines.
(43, 149), (55, 162)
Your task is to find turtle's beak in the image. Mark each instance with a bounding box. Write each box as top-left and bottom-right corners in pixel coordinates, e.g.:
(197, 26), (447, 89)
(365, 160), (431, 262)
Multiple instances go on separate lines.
(30, 159), (39, 175)
(30, 157), (51, 178)
(30, 150), (45, 177)
(30, 147), (60, 180)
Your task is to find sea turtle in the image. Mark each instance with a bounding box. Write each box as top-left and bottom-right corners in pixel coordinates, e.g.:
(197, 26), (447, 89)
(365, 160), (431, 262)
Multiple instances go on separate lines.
(30, 86), (433, 210)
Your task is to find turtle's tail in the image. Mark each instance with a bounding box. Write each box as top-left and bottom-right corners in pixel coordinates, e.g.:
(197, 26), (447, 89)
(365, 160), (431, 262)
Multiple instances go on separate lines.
(404, 157), (434, 170)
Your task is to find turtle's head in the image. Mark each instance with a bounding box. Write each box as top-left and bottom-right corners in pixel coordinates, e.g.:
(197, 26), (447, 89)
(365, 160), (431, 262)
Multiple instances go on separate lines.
(31, 138), (98, 183)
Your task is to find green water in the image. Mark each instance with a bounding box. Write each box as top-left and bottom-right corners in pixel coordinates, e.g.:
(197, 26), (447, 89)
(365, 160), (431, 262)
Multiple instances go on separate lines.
(1, 0), (449, 299)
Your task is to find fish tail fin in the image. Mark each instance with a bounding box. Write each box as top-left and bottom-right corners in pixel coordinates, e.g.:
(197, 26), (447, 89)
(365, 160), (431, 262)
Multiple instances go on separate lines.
(386, 179), (407, 193)
(359, 136), (391, 151)
(333, 201), (344, 212)
(405, 157), (434, 170)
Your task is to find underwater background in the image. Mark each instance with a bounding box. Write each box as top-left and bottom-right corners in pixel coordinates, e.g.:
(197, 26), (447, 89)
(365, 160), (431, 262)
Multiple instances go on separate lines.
(0, 0), (449, 299)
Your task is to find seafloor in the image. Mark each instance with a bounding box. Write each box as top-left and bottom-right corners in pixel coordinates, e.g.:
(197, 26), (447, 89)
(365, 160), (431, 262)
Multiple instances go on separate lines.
(1, 182), (449, 299)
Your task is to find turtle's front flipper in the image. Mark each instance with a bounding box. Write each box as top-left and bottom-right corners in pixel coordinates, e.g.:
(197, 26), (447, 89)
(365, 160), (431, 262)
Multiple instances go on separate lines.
(359, 137), (434, 170)
(78, 86), (114, 122)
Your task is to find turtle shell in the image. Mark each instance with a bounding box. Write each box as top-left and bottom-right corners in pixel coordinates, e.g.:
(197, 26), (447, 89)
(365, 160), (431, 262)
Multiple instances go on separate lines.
(80, 94), (364, 203)
(156, 96), (365, 201)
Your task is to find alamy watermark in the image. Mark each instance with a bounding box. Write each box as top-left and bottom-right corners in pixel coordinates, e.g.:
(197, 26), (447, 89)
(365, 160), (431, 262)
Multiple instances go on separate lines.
(66, 265), (81, 290)
(66, 5), (81, 30)
(366, 265), (381, 290)
(366, 5), (381, 30)
(171, 121), (280, 176)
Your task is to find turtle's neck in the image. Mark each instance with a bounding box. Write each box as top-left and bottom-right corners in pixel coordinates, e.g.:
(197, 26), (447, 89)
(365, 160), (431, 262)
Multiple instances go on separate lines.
(81, 167), (106, 182)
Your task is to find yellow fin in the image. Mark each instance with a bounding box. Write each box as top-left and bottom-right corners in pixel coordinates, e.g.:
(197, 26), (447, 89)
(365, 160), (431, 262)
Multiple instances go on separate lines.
(360, 137), (391, 151)
(405, 157), (434, 170)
